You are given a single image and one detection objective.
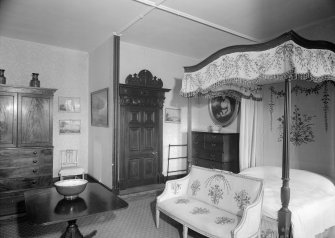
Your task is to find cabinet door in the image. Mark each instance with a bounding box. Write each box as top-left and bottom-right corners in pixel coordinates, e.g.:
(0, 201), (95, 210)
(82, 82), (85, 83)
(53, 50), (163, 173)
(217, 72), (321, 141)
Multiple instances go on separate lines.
(0, 92), (17, 147)
(121, 107), (159, 189)
(18, 94), (53, 147)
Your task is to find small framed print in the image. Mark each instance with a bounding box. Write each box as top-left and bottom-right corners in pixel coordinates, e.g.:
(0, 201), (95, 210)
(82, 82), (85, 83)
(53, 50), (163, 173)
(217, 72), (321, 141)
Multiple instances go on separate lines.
(91, 88), (109, 127)
(59, 120), (81, 134)
(209, 96), (240, 127)
(58, 97), (80, 113)
(165, 108), (181, 123)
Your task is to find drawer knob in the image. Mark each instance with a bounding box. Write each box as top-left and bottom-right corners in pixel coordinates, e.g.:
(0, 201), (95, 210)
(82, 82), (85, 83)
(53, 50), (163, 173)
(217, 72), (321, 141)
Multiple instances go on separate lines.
(32, 180), (37, 185)
(33, 151), (38, 155)
(33, 169), (38, 174)
(33, 159), (38, 163)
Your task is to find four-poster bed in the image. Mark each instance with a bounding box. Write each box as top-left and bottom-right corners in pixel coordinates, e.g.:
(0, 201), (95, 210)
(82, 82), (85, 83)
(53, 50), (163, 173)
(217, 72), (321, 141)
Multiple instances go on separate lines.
(180, 31), (335, 238)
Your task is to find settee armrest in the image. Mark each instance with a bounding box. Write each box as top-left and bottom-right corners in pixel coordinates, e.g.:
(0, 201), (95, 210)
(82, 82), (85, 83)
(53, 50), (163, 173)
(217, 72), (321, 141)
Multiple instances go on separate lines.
(157, 174), (191, 203)
(233, 189), (264, 238)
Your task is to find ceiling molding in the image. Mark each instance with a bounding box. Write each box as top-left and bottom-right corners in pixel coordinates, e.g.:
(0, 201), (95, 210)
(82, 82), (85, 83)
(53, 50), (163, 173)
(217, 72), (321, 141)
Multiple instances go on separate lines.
(132, 0), (260, 43)
(116, 0), (168, 35)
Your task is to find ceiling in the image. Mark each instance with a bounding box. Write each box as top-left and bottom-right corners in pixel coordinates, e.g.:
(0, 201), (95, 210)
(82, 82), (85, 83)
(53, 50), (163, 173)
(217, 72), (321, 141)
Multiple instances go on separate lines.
(0, 0), (335, 59)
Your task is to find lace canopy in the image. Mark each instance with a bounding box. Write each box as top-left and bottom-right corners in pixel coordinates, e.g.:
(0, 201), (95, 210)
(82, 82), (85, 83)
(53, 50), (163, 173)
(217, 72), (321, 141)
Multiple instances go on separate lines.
(180, 31), (335, 100)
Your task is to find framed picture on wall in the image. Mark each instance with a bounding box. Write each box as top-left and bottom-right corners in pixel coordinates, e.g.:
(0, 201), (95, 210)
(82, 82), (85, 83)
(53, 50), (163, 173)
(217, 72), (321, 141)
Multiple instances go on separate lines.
(209, 96), (240, 127)
(58, 97), (81, 112)
(165, 108), (181, 123)
(91, 88), (109, 127)
(59, 120), (81, 134)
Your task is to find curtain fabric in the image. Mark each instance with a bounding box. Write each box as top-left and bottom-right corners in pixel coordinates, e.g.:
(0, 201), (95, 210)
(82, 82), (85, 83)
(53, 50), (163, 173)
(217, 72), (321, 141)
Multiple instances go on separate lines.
(239, 98), (263, 171)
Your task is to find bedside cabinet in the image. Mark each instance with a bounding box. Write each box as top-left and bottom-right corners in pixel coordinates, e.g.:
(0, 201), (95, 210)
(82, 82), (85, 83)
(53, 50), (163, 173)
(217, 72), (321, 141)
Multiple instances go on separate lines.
(192, 131), (239, 173)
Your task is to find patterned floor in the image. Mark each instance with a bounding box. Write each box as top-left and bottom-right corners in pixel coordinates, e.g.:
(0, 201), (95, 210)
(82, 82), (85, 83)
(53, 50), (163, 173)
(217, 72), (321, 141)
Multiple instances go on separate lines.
(0, 194), (205, 238)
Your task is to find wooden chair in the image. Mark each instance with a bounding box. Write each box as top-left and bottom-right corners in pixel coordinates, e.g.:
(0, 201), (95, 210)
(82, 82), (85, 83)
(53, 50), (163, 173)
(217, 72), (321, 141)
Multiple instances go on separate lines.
(58, 149), (85, 180)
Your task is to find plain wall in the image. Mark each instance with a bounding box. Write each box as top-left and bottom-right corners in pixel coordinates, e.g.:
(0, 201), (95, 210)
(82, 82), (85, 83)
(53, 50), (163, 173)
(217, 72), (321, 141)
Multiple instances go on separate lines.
(88, 37), (114, 188)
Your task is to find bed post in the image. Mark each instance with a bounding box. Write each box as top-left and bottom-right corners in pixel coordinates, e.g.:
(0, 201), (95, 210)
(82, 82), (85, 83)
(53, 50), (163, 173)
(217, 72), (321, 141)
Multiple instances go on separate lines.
(278, 78), (292, 238)
(187, 98), (192, 172)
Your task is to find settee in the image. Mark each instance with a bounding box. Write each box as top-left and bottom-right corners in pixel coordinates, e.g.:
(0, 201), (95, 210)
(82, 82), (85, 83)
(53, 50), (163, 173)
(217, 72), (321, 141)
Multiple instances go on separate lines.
(156, 165), (264, 238)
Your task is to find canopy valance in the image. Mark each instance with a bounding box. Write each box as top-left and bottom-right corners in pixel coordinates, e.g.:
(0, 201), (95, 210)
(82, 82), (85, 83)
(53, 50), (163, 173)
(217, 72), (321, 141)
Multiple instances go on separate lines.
(181, 31), (335, 100)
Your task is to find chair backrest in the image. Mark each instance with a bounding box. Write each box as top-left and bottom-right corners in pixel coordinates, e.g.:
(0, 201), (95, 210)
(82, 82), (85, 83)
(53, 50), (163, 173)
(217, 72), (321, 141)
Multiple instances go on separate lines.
(60, 149), (78, 168)
(186, 165), (263, 216)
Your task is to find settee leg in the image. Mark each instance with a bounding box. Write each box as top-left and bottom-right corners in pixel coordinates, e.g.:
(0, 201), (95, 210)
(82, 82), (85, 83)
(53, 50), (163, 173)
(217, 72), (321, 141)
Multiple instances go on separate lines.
(156, 209), (160, 228)
(183, 225), (188, 238)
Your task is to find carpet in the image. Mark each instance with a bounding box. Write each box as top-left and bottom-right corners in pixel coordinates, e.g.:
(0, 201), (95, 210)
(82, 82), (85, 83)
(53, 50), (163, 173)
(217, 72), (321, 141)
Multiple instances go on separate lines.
(0, 193), (205, 238)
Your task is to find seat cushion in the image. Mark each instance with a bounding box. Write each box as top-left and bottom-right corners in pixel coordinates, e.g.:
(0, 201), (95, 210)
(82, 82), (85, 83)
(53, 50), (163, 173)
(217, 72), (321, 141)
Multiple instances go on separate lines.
(59, 166), (85, 176)
(158, 196), (241, 238)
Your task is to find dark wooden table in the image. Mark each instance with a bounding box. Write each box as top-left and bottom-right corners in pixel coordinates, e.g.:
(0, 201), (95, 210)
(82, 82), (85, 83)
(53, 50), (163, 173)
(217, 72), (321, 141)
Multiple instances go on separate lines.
(24, 182), (128, 238)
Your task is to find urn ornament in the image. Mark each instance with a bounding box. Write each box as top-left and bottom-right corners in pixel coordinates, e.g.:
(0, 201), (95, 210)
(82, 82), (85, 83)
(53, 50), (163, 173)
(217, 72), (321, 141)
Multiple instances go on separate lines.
(30, 73), (40, 87)
(0, 69), (6, 84)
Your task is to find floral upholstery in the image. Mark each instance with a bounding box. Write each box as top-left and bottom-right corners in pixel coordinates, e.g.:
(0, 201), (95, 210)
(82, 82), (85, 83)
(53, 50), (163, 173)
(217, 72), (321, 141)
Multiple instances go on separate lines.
(186, 166), (262, 216)
(156, 165), (264, 238)
(159, 196), (240, 238)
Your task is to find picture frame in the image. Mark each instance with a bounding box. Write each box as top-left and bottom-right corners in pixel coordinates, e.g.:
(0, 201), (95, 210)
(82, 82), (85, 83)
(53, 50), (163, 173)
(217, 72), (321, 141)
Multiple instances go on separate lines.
(91, 88), (109, 127)
(58, 97), (80, 113)
(209, 96), (240, 127)
(165, 108), (181, 123)
(59, 120), (81, 134)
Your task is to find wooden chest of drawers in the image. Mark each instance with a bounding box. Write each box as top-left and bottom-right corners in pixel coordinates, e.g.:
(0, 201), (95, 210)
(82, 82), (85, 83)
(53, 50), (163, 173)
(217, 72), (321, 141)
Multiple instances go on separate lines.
(0, 85), (56, 217)
(0, 148), (53, 217)
(192, 131), (239, 173)
(0, 148), (53, 192)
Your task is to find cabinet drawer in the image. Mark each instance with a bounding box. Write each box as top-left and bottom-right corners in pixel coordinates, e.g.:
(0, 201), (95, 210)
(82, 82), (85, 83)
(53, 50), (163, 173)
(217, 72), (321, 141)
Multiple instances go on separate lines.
(193, 158), (238, 173)
(204, 134), (223, 151)
(0, 165), (52, 179)
(193, 150), (223, 161)
(193, 158), (222, 170)
(17, 148), (52, 157)
(204, 141), (223, 151)
(0, 148), (53, 167)
(192, 133), (204, 146)
(204, 133), (223, 144)
(0, 175), (52, 192)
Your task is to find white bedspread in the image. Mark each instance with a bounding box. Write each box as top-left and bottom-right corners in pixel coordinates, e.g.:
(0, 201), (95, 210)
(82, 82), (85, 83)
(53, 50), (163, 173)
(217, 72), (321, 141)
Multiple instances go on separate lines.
(240, 166), (335, 238)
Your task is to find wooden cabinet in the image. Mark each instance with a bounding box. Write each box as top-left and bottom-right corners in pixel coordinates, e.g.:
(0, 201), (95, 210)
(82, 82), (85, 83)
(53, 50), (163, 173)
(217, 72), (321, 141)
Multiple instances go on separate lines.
(119, 70), (170, 190)
(0, 85), (56, 217)
(192, 131), (239, 173)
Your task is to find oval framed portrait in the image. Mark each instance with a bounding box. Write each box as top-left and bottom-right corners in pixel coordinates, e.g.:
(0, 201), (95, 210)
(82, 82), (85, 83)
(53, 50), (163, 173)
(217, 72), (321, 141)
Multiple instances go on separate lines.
(209, 96), (240, 127)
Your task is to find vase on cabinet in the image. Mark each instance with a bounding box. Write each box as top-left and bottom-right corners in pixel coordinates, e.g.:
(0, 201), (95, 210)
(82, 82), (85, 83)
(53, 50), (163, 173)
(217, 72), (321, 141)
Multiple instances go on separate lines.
(0, 69), (6, 84)
(30, 73), (40, 87)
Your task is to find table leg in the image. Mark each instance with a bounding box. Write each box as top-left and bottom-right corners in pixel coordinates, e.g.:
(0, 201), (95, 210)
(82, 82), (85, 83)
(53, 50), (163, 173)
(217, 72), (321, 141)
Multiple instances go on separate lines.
(61, 220), (97, 238)
(61, 220), (83, 238)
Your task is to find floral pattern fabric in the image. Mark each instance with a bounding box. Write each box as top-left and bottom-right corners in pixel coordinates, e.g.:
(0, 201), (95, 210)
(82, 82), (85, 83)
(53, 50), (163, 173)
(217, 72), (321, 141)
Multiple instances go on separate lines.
(234, 189), (251, 211)
(190, 179), (201, 196)
(175, 198), (190, 204)
(171, 182), (181, 195)
(215, 216), (235, 225)
(191, 207), (210, 214)
(208, 185), (224, 205)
